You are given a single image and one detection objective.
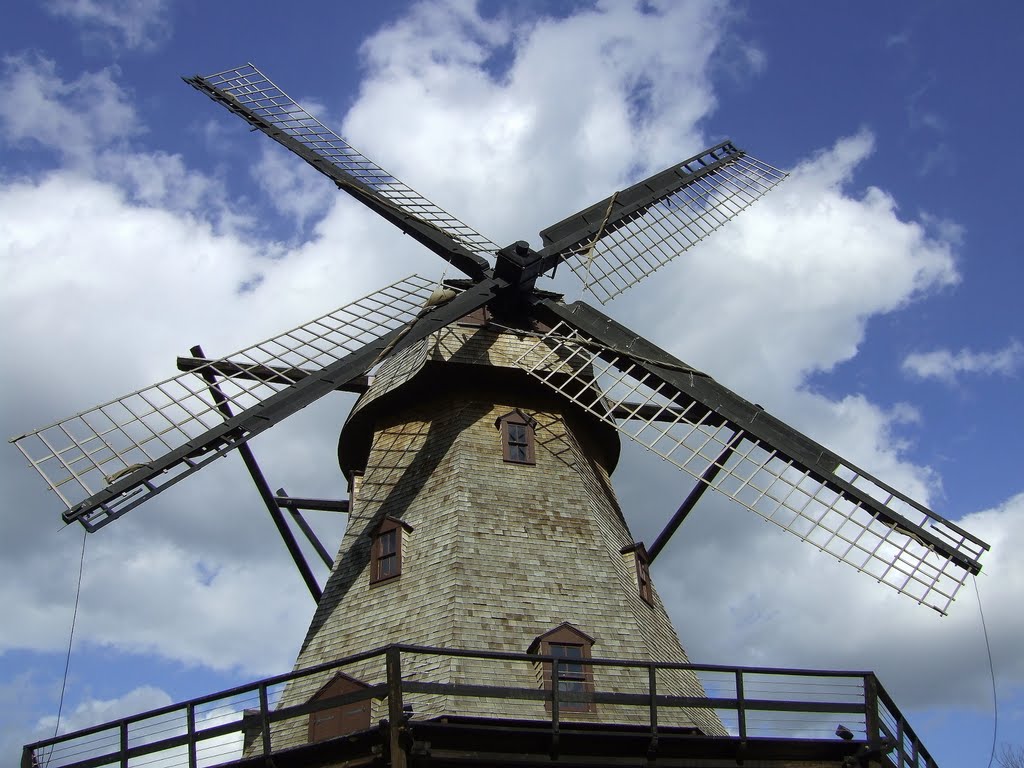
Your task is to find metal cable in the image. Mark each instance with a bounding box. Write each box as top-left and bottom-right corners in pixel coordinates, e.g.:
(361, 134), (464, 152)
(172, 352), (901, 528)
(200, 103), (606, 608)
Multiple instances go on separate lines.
(45, 528), (87, 768)
(974, 574), (997, 768)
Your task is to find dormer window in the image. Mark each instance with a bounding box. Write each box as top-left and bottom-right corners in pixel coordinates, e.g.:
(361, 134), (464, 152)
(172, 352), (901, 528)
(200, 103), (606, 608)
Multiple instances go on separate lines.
(496, 409), (536, 465)
(621, 543), (653, 605)
(371, 516), (413, 585)
(528, 623), (596, 713)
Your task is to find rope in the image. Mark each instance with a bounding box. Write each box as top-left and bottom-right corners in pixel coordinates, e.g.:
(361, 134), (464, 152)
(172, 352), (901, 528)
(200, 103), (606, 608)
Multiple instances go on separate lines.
(45, 528), (87, 767)
(578, 191), (619, 296)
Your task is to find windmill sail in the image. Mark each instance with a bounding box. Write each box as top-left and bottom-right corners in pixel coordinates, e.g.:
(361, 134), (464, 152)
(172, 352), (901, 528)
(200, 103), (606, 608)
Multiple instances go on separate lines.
(10, 276), (457, 531)
(10, 59), (989, 619)
(185, 64), (497, 279)
(519, 300), (988, 614)
(538, 141), (787, 303)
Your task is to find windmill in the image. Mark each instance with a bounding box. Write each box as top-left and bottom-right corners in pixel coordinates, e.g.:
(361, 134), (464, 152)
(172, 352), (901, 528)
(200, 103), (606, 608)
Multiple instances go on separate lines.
(13, 64), (990, 766)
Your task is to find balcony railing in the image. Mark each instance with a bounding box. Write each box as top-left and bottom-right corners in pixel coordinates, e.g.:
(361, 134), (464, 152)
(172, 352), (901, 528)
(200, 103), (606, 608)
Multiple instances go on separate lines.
(22, 644), (938, 768)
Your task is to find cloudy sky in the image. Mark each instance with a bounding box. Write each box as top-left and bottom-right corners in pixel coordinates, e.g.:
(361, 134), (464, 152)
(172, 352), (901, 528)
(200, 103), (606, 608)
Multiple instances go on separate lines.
(2, 2), (1022, 766)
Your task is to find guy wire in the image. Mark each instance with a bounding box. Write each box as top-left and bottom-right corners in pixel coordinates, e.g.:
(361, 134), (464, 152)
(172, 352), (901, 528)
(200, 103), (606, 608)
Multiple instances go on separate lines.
(46, 527), (87, 768)
(974, 574), (997, 768)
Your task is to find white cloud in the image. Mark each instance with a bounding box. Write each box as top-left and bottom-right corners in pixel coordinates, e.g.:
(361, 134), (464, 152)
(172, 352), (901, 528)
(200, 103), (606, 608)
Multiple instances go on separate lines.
(46, 0), (171, 51)
(1, 3), (1020, 763)
(903, 341), (1024, 384)
(331, 0), (1019, 726)
(0, 54), (140, 162)
(36, 685), (172, 736)
(638, 130), (958, 410)
(251, 143), (335, 228)
(654, 490), (1024, 713)
(28, 686), (244, 768)
(2, 686), (172, 768)
(96, 149), (224, 213)
(0, 0), (719, 683)
(345, 0), (725, 244)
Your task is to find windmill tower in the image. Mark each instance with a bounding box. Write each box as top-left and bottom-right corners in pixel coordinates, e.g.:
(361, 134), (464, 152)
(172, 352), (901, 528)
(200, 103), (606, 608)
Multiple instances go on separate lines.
(13, 64), (991, 768)
(270, 317), (727, 747)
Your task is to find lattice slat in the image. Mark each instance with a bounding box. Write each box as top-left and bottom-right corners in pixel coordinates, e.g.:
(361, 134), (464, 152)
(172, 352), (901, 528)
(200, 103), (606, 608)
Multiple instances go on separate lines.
(12, 276), (436, 523)
(560, 153), (786, 303)
(515, 321), (986, 614)
(194, 63), (498, 262)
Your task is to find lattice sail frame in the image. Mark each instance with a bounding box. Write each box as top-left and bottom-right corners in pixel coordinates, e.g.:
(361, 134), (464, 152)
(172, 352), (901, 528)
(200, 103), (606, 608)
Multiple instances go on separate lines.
(515, 321), (985, 614)
(559, 150), (787, 304)
(12, 276), (436, 529)
(193, 64), (499, 263)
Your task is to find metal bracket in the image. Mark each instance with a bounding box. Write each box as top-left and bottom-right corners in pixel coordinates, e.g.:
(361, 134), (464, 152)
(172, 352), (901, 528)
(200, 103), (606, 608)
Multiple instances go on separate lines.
(854, 737), (898, 766)
(275, 489), (347, 568)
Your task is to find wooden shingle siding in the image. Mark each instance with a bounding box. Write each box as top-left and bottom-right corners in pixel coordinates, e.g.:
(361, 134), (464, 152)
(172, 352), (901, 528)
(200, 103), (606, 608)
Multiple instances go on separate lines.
(263, 325), (724, 752)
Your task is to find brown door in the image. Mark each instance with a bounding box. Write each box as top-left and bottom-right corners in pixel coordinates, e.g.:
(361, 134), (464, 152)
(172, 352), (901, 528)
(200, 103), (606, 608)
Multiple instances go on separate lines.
(308, 674), (371, 742)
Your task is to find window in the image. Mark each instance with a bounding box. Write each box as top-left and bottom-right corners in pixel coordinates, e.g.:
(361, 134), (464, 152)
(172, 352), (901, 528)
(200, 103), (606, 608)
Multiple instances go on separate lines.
(621, 543), (653, 605)
(528, 623), (596, 713)
(496, 409), (536, 465)
(376, 528), (399, 579)
(549, 643), (588, 698)
(371, 516), (412, 585)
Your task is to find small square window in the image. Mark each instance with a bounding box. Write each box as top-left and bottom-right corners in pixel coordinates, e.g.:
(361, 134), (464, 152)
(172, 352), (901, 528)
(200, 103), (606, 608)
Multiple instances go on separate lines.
(377, 530), (398, 579)
(496, 410), (536, 465)
(636, 554), (653, 605)
(371, 517), (412, 585)
(622, 543), (654, 605)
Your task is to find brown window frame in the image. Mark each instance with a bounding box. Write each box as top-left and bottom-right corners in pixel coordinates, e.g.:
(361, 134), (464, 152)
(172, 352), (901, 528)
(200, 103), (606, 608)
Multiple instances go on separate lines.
(529, 623), (596, 713)
(621, 543), (653, 605)
(370, 516), (412, 585)
(496, 409), (536, 465)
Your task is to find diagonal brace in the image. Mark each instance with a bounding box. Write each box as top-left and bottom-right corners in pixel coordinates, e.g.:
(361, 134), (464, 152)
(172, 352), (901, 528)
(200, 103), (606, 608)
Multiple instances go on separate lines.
(191, 345), (322, 602)
(533, 296), (989, 574)
(275, 488), (341, 568)
(648, 431), (744, 562)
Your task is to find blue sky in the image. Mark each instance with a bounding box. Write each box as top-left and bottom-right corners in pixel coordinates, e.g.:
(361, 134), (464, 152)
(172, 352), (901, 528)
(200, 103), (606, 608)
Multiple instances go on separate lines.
(1, 2), (1022, 767)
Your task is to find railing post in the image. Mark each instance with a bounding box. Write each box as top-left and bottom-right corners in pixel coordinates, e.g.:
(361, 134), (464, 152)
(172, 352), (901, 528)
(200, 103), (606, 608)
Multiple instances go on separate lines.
(864, 674), (880, 743)
(119, 721), (129, 768)
(186, 702), (198, 768)
(21, 745), (35, 768)
(550, 658), (560, 760)
(735, 670), (746, 742)
(258, 683), (271, 757)
(386, 646), (407, 768)
(647, 664), (659, 762)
